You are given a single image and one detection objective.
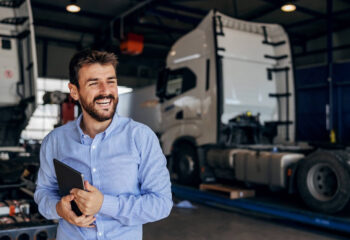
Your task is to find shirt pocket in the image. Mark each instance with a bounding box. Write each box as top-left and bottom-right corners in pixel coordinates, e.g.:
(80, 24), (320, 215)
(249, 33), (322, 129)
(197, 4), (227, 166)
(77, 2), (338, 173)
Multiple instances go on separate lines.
(100, 155), (140, 195)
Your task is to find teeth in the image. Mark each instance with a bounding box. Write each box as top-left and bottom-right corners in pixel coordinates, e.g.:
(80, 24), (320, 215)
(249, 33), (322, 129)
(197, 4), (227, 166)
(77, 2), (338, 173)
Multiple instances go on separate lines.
(96, 99), (111, 104)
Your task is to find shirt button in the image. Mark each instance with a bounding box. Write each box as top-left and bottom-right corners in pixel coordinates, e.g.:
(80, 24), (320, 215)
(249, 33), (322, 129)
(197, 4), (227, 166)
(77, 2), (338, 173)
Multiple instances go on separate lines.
(92, 168), (96, 173)
(92, 145), (96, 149)
(98, 232), (102, 236)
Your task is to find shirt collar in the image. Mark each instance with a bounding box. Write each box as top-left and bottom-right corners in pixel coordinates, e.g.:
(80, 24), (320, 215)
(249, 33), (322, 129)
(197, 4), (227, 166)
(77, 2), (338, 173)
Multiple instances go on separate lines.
(76, 114), (85, 142)
(104, 112), (119, 139)
(76, 112), (119, 143)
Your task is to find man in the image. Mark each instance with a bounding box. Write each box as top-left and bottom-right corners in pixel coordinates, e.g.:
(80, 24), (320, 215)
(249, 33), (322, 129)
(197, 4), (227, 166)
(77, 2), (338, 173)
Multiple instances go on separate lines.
(34, 49), (173, 240)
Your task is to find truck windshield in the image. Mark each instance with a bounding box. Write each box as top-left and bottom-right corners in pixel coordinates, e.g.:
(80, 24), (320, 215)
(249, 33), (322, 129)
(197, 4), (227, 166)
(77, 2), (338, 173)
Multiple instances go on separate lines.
(163, 68), (196, 99)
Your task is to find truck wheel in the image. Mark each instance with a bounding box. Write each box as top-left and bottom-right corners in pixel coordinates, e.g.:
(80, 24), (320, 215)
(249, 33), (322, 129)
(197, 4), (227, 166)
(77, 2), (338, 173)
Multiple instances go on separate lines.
(173, 143), (200, 186)
(297, 151), (350, 213)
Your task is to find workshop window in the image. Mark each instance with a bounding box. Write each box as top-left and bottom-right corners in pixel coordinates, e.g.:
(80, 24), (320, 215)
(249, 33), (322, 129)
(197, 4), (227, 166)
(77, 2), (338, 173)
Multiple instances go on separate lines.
(21, 78), (70, 140)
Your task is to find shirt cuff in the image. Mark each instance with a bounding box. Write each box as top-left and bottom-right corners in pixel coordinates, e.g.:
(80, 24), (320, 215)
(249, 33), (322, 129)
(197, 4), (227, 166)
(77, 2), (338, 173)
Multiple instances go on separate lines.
(99, 194), (119, 217)
(49, 198), (61, 219)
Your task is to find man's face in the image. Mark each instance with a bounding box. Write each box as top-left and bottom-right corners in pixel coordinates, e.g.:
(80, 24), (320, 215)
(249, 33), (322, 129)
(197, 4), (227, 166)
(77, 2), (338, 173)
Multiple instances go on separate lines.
(69, 63), (118, 122)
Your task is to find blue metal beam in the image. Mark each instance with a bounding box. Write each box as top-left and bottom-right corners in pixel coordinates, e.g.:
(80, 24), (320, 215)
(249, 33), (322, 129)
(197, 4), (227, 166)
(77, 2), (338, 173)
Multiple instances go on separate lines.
(172, 185), (350, 234)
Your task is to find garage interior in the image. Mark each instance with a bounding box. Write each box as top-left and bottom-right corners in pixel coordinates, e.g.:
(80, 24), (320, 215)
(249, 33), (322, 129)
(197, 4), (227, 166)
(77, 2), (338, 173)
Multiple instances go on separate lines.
(1, 0), (350, 239)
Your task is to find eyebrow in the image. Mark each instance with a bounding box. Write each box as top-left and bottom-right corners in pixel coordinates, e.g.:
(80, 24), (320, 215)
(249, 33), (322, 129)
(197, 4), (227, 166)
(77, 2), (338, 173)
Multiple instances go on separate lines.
(86, 76), (117, 83)
(87, 78), (98, 82)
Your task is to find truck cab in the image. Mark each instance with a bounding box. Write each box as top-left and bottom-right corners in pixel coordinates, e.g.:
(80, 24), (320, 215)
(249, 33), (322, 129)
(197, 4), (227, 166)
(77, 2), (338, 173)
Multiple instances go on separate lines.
(157, 10), (295, 155)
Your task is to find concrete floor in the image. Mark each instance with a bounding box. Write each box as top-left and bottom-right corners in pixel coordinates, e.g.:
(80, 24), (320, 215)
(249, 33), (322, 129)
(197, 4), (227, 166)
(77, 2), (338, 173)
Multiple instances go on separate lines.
(144, 201), (348, 240)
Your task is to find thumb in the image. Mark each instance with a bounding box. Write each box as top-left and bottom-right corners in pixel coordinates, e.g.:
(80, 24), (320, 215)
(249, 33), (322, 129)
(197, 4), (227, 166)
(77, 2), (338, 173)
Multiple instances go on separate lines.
(84, 181), (96, 192)
(62, 194), (74, 202)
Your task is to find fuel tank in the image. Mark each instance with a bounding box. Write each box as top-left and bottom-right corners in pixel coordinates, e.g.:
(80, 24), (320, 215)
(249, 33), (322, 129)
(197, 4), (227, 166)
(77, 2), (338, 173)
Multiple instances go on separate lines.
(206, 148), (304, 188)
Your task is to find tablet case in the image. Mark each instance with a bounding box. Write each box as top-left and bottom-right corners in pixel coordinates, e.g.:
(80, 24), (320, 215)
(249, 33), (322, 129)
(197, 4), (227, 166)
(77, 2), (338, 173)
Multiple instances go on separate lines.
(53, 159), (84, 216)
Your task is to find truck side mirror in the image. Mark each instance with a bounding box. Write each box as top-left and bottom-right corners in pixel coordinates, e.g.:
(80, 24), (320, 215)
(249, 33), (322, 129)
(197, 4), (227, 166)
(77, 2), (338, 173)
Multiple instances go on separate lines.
(156, 68), (169, 100)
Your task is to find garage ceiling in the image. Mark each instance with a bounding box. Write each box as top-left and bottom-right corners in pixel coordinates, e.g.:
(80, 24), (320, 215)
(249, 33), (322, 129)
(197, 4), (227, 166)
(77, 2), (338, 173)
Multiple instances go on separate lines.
(31, 0), (350, 45)
(29, 0), (350, 84)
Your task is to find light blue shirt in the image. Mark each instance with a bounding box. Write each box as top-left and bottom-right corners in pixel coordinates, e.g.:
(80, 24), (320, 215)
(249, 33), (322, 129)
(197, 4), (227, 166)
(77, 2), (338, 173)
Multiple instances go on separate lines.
(34, 113), (173, 240)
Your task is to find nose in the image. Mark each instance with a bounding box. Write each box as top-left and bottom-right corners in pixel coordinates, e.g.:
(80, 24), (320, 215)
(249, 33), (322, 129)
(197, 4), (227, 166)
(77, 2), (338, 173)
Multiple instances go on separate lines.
(98, 81), (108, 93)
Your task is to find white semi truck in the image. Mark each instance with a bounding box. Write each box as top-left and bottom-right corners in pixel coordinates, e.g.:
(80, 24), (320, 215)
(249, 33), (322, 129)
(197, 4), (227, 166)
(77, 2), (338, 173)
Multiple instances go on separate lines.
(0, 0), (37, 146)
(0, 2), (58, 240)
(149, 10), (350, 214)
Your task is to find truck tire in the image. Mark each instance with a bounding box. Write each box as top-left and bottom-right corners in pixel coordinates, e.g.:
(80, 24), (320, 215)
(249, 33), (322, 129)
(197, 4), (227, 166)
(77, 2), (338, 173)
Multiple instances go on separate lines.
(173, 143), (200, 186)
(297, 151), (350, 213)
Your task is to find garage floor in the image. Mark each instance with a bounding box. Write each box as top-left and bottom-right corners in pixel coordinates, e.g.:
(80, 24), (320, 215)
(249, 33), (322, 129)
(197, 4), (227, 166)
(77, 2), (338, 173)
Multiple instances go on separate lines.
(143, 201), (347, 240)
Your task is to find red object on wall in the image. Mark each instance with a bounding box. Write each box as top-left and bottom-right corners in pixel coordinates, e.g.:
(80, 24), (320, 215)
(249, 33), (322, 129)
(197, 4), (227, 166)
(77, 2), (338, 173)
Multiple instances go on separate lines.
(120, 33), (144, 55)
(9, 205), (15, 216)
(61, 95), (75, 124)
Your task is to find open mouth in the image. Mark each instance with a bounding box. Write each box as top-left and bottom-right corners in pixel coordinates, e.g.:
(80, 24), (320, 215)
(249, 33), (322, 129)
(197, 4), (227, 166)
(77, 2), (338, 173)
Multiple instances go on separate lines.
(95, 98), (112, 107)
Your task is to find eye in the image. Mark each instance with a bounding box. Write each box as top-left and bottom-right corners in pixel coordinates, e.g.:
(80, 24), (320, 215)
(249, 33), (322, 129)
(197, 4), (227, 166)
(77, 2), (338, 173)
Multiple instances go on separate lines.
(108, 80), (116, 84)
(89, 82), (97, 86)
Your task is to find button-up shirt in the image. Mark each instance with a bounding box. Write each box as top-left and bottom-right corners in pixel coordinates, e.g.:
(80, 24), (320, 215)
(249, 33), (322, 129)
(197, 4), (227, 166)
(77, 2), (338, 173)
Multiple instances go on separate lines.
(34, 113), (173, 240)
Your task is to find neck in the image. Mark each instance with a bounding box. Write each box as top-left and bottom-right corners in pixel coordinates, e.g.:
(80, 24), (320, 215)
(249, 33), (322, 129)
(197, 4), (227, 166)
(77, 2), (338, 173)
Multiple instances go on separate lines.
(80, 111), (113, 138)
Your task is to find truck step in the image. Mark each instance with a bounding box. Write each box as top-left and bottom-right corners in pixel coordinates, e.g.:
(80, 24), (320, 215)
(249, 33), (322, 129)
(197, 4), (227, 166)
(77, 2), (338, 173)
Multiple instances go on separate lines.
(199, 184), (255, 199)
(0, 29), (30, 39)
(262, 40), (286, 46)
(267, 67), (290, 80)
(0, 17), (28, 25)
(264, 54), (288, 60)
(0, 0), (25, 8)
(267, 67), (290, 73)
(269, 93), (291, 98)
(269, 121), (293, 125)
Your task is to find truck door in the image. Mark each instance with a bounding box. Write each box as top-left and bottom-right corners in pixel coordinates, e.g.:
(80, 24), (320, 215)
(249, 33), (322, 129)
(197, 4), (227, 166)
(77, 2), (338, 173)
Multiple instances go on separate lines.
(158, 66), (202, 127)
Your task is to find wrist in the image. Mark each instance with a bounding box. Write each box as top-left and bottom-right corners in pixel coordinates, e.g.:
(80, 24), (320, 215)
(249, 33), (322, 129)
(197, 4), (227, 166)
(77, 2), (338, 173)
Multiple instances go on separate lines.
(56, 200), (62, 217)
(98, 194), (104, 212)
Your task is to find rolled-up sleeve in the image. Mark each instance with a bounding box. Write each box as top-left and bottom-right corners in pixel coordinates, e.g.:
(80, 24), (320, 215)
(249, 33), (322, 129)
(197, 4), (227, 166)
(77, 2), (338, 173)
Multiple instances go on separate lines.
(34, 134), (61, 220)
(99, 126), (173, 225)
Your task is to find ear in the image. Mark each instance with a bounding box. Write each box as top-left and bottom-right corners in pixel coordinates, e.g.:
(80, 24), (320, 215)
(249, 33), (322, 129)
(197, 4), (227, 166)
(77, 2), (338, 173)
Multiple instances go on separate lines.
(68, 83), (79, 101)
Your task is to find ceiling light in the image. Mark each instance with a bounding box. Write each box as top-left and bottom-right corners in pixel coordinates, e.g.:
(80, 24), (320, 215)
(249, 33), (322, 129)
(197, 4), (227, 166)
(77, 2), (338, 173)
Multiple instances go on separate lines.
(281, 3), (296, 12)
(66, 0), (80, 13)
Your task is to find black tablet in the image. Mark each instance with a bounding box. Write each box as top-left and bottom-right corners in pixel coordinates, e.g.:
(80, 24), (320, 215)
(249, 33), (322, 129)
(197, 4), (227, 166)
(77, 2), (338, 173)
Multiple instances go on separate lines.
(53, 159), (85, 216)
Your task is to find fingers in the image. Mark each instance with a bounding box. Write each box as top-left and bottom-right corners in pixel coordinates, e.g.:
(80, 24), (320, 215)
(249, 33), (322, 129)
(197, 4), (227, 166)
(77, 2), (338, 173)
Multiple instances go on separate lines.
(84, 181), (97, 192)
(73, 199), (85, 215)
(58, 196), (96, 228)
(59, 195), (74, 211)
(71, 214), (96, 228)
(74, 200), (93, 216)
(70, 182), (103, 216)
(71, 192), (89, 211)
(71, 189), (89, 201)
(72, 196), (93, 216)
(62, 194), (74, 202)
(84, 180), (90, 190)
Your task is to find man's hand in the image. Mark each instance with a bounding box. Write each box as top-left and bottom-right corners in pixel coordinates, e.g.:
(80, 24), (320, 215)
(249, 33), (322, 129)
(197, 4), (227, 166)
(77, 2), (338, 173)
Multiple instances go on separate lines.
(70, 181), (104, 216)
(56, 194), (96, 228)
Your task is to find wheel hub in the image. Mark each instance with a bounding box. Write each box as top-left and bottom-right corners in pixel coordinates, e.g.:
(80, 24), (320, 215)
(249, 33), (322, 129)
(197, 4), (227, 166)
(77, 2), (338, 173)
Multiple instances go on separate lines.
(179, 155), (194, 176)
(307, 163), (339, 201)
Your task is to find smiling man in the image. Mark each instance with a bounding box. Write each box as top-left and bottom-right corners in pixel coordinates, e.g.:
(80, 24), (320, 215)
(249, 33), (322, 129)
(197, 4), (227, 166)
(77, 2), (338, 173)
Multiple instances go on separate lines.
(34, 49), (173, 240)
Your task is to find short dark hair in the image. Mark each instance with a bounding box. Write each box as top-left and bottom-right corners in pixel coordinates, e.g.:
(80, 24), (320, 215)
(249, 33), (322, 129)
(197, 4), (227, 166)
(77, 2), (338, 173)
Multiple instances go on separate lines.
(69, 49), (118, 88)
